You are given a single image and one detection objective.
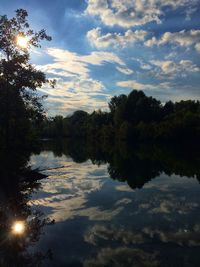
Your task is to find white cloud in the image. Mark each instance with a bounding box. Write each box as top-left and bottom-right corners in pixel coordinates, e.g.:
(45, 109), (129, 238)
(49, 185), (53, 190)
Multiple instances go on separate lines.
(41, 78), (105, 96)
(145, 30), (200, 48)
(150, 59), (199, 78)
(87, 27), (148, 48)
(116, 66), (134, 75)
(132, 58), (152, 70)
(39, 78), (111, 115)
(195, 43), (200, 53)
(36, 48), (127, 115)
(140, 63), (152, 70)
(81, 51), (125, 66)
(86, 0), (161, 28)
(38, 48), (125, 79)
(164, 51), (178, 60)
(116, 80), (171, 90)
(86, 0), (198, 28)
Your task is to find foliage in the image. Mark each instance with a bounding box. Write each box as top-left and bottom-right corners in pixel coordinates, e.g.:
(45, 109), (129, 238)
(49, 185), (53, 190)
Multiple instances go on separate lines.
(0, 9), (52, 147)
(41, 89), (200, 144)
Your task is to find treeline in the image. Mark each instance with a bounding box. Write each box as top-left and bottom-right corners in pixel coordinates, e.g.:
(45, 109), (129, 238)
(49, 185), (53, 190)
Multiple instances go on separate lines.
(41, 90), (200, 143)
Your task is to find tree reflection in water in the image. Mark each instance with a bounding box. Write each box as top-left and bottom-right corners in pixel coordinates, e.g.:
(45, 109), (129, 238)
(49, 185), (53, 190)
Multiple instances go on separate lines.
(0, 149), (54, 267)
(40, 139), (200, 190)
(1, 140), (200, 267)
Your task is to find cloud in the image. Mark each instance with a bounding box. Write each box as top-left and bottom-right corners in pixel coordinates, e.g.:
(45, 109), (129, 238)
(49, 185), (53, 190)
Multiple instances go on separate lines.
(86, 0), (198, 28)
(84, 222), (200, 249)
(84, 247), (159, 267)
(84, 224), (146, 246)
(29, 159), (112, 221)
(149, 199), (198, 215)
(150, 59), (199, 79)
(82, 51), (125, 66)
(38, 48), (125, 79)
(164, 51), (178, 60)
(185, 7), (198, 21)
(116, 66), (134, 75)
(143, 226), (200, 247)
(145, 29), (200, 48)
(132, 58), (152, 70)
(116, 78), (200, 102)
(140, 63), (152, 70)
(39, 78), (111, 115)
(195, 43), (200, 53)
(36, 48), (127, 115)
(87, 27), (148, 48)
(116, 80), (171, 91)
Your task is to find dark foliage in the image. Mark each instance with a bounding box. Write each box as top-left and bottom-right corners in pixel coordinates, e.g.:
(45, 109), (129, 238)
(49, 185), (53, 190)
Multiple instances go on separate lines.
(41, 90), (200, 144)
(0, 148), (54, 267)
(0, 9), (53, 148)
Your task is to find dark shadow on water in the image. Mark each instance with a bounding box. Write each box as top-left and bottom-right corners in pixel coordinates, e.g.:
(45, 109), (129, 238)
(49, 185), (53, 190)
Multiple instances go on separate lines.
(0, 148), (54, 267)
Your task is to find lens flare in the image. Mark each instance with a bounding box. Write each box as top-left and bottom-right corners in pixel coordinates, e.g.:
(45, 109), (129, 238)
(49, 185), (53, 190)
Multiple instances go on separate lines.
(16, 35), (28, 48)
(12, 221), (25, 235)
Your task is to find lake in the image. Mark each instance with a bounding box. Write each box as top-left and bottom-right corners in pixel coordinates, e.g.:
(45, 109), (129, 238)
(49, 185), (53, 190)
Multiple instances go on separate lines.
(1, 140), (200, 266)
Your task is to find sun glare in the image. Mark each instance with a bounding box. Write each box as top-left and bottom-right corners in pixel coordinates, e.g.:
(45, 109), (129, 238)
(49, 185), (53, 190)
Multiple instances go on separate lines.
(16, 35), (28, 48)
(12, 221), (25, 235)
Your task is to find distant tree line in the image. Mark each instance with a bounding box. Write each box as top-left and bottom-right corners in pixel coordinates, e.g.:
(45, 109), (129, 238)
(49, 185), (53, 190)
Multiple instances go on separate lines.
(40, 90), (200, 144)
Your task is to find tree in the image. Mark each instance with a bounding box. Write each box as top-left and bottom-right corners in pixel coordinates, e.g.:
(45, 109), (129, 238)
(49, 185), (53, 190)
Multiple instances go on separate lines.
(109, 94), (127, 114)
(125, 90), (162, 124)
(0, 9), (54, 147)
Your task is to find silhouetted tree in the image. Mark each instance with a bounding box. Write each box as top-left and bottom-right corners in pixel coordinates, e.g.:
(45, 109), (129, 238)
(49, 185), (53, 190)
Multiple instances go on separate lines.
(0, 9), (54, 147)
(124, 90), (162, 124)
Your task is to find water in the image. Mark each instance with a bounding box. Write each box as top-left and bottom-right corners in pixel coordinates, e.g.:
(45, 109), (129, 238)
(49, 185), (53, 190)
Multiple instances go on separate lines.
(1, 141), (200, 266)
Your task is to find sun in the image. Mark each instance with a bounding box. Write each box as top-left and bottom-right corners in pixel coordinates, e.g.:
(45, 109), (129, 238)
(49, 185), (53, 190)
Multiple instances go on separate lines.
(16, 35), (28, 48)
(12, 221), (26, 235)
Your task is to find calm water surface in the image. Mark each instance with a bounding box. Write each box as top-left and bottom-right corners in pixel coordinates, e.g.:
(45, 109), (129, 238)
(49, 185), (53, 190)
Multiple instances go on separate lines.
(26, 144), (200, 267)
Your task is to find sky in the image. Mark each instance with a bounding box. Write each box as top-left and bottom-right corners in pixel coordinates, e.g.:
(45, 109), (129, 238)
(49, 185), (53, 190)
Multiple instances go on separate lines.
(1, 0), (200, 116)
